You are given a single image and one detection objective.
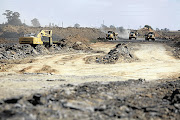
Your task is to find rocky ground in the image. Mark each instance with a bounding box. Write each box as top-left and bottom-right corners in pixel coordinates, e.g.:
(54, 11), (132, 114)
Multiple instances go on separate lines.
(0, 25), (180, 120)
(0, 25), (106, 61)
(0, 41), (179, 120)
(171, 37), (180, 58)
(0, 79), (179, 120)
(0, 41), (92, 61)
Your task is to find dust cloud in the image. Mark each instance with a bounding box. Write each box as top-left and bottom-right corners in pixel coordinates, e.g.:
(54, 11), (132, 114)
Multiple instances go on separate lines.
(116, 27), (130, 39)
(100, 25), (130, 39)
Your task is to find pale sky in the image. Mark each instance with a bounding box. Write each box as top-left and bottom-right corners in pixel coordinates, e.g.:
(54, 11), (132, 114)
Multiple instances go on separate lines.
(0, 0), (180, 30)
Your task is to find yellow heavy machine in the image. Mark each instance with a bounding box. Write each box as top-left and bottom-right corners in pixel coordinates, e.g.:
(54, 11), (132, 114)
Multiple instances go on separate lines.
(129, 31), (137, 40)
(145, 32), (155, 41)
(19, 30), (53, 46)
(106, 31), (118, 40)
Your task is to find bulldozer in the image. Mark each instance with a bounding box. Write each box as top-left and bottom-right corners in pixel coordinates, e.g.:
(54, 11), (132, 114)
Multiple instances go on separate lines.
(19, 30), (53, 46)
(106, 31), (118, 40)
(145, 32), (155, 41)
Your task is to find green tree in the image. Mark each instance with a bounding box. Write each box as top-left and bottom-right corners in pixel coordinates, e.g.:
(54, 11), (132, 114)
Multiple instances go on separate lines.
(2, 10), (22, 25)
(74, 23), (80, 28)
(31, 18), (41, 27)
(110, 25), (115, 29)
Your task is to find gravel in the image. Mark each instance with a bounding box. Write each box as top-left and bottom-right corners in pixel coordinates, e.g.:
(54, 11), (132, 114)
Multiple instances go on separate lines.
(0, 79), (179, 120)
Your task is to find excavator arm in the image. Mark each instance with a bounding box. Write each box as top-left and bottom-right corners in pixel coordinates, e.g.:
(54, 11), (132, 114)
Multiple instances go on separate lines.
(37, 30), (53, 46)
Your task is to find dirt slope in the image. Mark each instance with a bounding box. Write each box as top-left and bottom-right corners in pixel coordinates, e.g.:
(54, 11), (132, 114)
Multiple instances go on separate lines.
(0, 25), (106, 42)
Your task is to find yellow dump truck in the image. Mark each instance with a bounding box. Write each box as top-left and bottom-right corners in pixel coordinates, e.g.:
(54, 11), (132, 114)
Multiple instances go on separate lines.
(129, 32), (137, 40)
(19, 30), (53, 46)
(106, 31), (118, 40)
(145, 32), (155, 41)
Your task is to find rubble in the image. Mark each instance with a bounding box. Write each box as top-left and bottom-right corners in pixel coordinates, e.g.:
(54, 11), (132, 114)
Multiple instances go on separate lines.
(34, 45), (49, 54)
(0, 40), (92, 61)
(96, 43), (136, 64)
(168, 37), (180, 58)
(0, 79), (179, 120)
(72, 41), (92, 51)
(0, 25), (179, 120)
(0, 44), (37, 60)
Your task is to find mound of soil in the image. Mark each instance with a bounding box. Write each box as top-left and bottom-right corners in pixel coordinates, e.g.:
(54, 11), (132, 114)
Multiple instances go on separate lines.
(34, 45), (49, 54)
(0, 35), (94, 61)
(0, 43), (64, 60)
(136, 27), (180, 40)
(58, 34), (92, 49)
(173, 37), (180, 46)
(137, 27), (157, 37)
(0, 44), (37, 60)
(35, 65), (58, 74)
(48, 44), (62, 53)
(169, 37), (180, 58)
(96, 43), (136, 64)
(72, 41), (92, 51)
(0, 25), (106, 42)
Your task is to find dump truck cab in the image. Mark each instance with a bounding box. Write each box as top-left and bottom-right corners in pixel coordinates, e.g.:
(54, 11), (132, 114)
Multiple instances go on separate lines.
(106, 31), (118, 40)
(129, 31), (137, 40)
(145, 32), (155, 41)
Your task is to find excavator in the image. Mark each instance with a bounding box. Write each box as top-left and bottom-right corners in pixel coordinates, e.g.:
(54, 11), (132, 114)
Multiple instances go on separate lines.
(19, 30), (53, 46)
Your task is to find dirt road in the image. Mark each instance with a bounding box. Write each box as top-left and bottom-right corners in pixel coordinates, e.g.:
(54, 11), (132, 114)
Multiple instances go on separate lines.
(0, 42), (179, 99)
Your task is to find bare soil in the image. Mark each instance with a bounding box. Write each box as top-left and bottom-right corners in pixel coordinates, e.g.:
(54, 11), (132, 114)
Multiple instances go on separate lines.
(0, 42), (179, 99)
(0, 25), (179, 119)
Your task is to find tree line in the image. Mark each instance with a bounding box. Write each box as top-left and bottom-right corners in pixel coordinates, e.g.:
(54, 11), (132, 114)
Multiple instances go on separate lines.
(2, 10), (41, 27)
(2, 10), (170, 31)
(2, 10), (81, 28)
